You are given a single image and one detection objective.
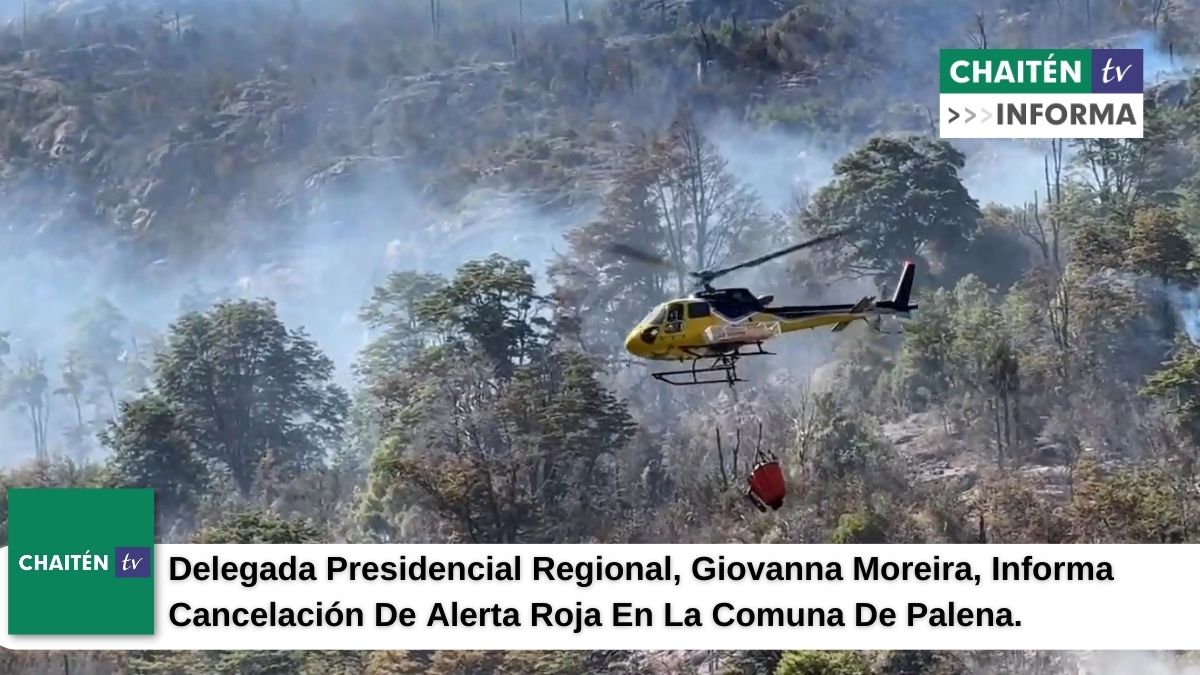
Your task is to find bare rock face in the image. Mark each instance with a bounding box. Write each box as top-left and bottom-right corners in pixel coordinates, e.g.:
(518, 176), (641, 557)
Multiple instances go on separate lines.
(48, 43), (148, 79)
(880, 411), (980, 492)
(367, 62), (515, 160)
(303, 155), (407, 198)
(298, 154), (413, 226)
(1149, 78), (1192, 108)
(110, 75), (309, 235)
(169, 76), (311, 169)
(29, 104), (82, 161)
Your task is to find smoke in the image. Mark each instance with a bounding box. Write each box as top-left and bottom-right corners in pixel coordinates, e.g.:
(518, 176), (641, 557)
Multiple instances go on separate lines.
(0, 0), (1144, 466)
(689, 119), (1054, 402)
(940, 652), (1200, 675)
(1074, 652), (1200, 675)
(710, 122), (843, 214)
(0, 160), (592, 464)
(1111, 32), (1200, 346)
(1168, 284), (1200, 345)
(230, 180), (596, 379)
(1119, 30), (1199, 85)
(0, 0), (624, 466)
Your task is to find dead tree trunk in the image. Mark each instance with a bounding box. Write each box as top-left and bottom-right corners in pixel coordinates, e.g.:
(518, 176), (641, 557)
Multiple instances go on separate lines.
(715, 428), (730, 490)
(968, 13), (988, 49)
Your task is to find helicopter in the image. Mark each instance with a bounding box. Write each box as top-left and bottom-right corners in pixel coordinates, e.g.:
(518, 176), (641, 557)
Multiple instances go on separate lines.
(613, 229), (918, 387)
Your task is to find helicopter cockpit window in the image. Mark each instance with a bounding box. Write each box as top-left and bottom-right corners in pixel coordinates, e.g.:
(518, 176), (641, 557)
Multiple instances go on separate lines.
(641, 306), (666, 327)
(688, 302), (711, 318)
(664, 303), (684, 334)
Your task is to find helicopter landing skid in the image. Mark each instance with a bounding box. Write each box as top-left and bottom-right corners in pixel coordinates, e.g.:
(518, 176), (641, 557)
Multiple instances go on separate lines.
(650, 343), (773, 387)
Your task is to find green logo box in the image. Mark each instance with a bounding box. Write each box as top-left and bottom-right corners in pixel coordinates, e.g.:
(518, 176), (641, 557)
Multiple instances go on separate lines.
(940, 49), (1093, 94)
(7, 488), (155, 635)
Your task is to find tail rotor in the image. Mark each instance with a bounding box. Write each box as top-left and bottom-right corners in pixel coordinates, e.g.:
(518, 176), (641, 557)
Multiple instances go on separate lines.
(875, 261), (918, 316)
(868, 261), (918, 333)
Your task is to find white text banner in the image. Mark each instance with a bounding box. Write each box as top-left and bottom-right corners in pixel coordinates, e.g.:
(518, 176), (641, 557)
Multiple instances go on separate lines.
(0, 544), (1189, 650)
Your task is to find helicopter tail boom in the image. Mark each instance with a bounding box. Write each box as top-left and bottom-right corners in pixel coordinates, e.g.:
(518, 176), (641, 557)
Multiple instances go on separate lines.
(829, 296), (873, 332)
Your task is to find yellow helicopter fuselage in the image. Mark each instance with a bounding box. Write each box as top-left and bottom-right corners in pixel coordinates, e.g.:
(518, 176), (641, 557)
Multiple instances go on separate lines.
(624, 264), (917, 363)
(624, 292), (879, 361)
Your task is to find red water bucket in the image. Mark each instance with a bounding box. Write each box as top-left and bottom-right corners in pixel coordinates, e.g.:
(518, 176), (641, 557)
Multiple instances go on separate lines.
(747, 460), (785, 510)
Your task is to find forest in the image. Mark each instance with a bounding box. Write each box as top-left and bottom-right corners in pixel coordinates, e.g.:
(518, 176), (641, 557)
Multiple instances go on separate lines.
(3, 0), (1200, 672)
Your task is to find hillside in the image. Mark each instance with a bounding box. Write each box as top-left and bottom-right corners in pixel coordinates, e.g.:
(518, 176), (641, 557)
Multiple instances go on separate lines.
(5, 0), (1200, 674)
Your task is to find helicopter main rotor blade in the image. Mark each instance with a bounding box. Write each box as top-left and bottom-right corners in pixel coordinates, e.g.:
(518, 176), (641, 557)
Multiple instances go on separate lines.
(694, 227), (854, 284)
(605, 242), (675, 268)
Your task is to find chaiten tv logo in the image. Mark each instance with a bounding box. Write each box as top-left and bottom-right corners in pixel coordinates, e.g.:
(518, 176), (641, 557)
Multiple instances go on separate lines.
(939, 48), (1144, 139)
(7, 488), (155, 634)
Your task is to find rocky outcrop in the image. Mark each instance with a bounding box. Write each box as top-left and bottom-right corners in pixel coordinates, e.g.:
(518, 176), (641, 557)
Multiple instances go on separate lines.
(1149, 77), (1194, 108)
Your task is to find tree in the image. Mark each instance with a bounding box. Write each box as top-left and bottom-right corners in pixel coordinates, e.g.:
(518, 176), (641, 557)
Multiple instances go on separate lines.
(645, 112), (763, 294)
(1012, 142), (1074, 402)
(1067, 454), (1186, 543)
(1126, 206), (1196, 286)
(893, 287), (956, 410)
(356, 270), (447, 383)
(358, 257), (639, 543)
(894, 276), (1021, 463)
(1151, 0), (1172, 38)
(946, 276), (1021, 466)
(551, 118), (766, 353)
(55, 352), (89, 460)
(364, 650), (600, 675)
(977, 476), (1069, 543)
(960, 205), (1033, 290)
(802, 135), (980, 282)
(1014, 141), (1067, 276)
(102, 395), (208, 532)
(775, 651), (871, 675)
(880, 651), (968, 675)
(414, 255), (547, 379)
(801, 392), (889, 483)
(1072, 220), (1126, 274)
(1139, 339), (1200, 530)
(194, 510), (323, 544)
(551, 156), (668, 353)
(65, 298), (129, 417)
(830, 508), (890, 543)
(363, 349), (635, 543)
(883, 648), (974, 667)
(1073, 116), (1170, 230)
(1142, 341), (1200, 450)
(152, 299), (349, 497)
(1127, 206), (1196, 344)
(3, 355), (51, 461)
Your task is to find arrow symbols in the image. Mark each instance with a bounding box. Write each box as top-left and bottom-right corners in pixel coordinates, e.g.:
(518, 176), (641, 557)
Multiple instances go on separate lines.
(946, 106), (993, 124)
